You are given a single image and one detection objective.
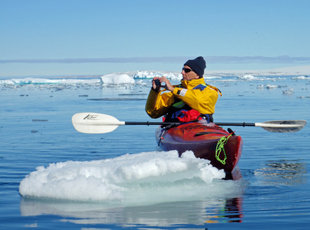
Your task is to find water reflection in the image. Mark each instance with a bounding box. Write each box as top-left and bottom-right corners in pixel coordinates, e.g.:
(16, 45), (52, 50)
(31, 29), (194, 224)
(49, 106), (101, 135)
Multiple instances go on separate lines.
(205, 197), (243, 223)
(20, 196), (243, 227)
(254, 160), (307, 185)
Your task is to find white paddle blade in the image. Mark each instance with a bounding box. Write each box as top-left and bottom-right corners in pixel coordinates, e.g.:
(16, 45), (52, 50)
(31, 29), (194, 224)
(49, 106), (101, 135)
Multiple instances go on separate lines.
(255, 120), (307, 133)
(72, 113), (125, 134)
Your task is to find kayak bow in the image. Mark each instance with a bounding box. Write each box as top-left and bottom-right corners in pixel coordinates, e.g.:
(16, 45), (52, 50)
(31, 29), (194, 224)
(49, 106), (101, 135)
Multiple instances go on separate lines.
(156, 121), (243, 173)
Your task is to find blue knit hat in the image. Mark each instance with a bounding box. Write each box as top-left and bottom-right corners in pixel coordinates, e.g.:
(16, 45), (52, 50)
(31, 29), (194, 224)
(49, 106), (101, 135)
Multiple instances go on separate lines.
(184, 56), (206, 78)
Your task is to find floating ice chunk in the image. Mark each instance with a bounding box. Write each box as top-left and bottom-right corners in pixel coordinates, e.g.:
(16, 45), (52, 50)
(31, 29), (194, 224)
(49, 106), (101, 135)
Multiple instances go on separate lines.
(133, 71), (182, 80)
(133, 71), (158, 79)
(282, 88), (294, 95)
(292, 75), (310, 80)
(257, 84), (286, 90)
(266, 84), (278, 89)
(206, 75), (222, 80)
(19, 151), (228, 203)
(238, 74), (257, 80)
(297, 95), (310, 99)
(257, 84), (265, 89)
(165, 72), (182, 80)
(100, 73), (135, 85)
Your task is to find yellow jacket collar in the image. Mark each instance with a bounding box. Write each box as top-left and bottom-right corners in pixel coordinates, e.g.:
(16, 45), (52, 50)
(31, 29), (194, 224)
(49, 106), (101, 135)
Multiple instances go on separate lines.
(181, 78), (206, 89)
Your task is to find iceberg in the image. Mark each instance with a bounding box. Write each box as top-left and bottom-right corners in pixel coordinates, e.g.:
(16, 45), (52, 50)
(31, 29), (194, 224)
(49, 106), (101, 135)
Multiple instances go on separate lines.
(133, 71), (182, 80)
(100, 73), (135, 85)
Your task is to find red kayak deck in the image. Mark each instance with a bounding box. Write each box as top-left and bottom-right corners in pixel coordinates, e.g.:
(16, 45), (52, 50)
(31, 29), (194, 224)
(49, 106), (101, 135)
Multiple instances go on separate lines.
(156, 122), (243, 173)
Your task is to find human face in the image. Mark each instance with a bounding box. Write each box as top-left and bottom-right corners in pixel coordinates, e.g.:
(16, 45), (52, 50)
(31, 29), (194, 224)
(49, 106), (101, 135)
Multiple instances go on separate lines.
(181, 65), (199, 81)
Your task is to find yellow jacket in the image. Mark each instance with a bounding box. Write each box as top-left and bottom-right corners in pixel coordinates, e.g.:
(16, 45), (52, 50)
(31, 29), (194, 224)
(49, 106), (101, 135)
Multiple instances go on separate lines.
(145, 78), (221, 118)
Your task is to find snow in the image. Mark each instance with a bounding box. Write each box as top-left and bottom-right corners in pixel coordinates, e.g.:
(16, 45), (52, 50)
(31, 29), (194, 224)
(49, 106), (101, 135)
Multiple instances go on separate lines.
(19, 150), (234, 204)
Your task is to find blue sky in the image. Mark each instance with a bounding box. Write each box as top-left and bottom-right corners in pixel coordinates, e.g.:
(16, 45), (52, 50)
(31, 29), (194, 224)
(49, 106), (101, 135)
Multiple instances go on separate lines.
(1, 0), (310, 76)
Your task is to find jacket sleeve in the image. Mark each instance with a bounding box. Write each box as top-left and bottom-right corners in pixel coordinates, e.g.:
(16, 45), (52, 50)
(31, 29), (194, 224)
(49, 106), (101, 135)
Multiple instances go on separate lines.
(145, 89), (175, 118)
(172, 86), (219, 114)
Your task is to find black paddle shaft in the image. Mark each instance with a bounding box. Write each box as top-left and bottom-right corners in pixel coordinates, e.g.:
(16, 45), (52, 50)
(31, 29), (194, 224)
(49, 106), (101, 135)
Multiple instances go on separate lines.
(124, 121), (256, 127)
(125, 121), (181, 126)
(215, 122), (256, 127)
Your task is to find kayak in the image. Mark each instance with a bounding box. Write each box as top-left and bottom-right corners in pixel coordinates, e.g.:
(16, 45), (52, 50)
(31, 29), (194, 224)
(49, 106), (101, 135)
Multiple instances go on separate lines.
(156, 121), (243, 173)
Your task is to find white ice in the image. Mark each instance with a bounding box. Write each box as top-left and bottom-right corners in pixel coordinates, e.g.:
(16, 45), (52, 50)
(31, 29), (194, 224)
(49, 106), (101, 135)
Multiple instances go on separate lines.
(100, 73), (135, 85)
(19, 150), (242, 205)
(133, 71), (182, 80)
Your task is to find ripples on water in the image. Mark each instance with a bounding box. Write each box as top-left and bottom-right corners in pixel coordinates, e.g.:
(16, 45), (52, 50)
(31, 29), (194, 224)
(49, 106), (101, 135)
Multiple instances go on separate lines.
(0, 74), (310, 229)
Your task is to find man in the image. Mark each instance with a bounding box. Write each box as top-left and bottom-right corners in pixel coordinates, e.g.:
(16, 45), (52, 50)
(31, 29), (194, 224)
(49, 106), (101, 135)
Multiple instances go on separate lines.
(145, 56), (221, 123)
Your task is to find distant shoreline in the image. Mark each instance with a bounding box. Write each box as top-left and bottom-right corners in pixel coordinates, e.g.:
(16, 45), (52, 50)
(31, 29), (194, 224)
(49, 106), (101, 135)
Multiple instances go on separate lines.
(207, 64), (310, 76)
(0, 65), (309, 79)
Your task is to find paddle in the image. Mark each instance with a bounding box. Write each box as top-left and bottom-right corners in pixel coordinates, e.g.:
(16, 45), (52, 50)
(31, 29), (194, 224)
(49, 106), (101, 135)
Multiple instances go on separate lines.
(72, 112), (307, 134)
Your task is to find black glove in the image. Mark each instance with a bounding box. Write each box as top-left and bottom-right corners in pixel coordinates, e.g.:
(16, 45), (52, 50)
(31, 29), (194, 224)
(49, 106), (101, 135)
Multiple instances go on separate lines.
(153, 79), (161, 92)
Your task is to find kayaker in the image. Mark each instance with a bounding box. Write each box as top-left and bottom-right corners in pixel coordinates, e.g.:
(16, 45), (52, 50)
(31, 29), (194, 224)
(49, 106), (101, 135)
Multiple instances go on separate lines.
(145, 56), (221, 123)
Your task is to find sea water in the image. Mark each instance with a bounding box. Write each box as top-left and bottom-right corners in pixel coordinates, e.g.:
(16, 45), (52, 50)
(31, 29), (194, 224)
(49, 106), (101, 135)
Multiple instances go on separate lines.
(0, 72), (310, 229)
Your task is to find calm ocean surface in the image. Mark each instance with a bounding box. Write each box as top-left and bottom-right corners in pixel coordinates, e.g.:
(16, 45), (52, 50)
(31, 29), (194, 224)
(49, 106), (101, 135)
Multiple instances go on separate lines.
(0, 73), (309, 229)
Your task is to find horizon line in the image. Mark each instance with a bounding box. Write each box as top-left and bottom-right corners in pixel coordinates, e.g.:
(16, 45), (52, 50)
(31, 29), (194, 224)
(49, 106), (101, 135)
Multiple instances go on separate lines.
(1, 56), (310, 64)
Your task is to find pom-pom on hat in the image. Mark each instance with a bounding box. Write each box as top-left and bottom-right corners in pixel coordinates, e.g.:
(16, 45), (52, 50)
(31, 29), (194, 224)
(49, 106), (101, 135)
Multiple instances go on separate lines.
(184, 56), (206, 78)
